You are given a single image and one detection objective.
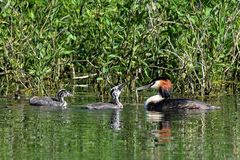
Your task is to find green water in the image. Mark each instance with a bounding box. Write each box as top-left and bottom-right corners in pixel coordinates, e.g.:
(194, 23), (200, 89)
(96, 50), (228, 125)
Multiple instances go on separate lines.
(0, 93), (239, 160)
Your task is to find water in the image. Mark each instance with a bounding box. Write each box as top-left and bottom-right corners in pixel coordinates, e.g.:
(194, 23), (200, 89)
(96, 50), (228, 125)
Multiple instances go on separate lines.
(0, 93), (239, 160)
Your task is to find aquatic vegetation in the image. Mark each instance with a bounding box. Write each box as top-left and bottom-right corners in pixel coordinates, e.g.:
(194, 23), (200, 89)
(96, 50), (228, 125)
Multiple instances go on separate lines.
(0, 0), (239, 96)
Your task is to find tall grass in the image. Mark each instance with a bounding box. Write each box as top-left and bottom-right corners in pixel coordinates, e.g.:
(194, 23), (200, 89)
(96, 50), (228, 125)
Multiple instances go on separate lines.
(0, 0), (239, 96)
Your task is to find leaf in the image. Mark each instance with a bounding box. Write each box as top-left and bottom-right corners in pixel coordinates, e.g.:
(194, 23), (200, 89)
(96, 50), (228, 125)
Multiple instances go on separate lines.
(205, 7), (212, 17)
(28, 11), (35, 20)
(96, 77), (103, 81)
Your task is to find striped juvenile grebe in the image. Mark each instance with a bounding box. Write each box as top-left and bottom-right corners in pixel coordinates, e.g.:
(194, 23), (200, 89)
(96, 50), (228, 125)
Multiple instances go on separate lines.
(29, 89), (72, 107)
(136, 77), (220, 111)
(86, 83), (125, 109)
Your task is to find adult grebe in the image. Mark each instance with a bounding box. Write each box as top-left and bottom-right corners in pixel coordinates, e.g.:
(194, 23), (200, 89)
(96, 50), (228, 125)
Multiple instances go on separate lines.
(29, 89), (72, 107)
(86, 83), (125, 109)
(136, 77), (220, 111)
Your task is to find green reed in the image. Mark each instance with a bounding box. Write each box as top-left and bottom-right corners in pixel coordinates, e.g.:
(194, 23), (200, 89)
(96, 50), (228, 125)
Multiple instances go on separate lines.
(0, 0), (239, 96)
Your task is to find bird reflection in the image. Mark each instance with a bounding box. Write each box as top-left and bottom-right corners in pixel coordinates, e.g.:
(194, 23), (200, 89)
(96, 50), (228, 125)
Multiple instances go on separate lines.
(110, 109), (122, 131)
(147, 111), (172, 144)
(158, 121), (171, 143)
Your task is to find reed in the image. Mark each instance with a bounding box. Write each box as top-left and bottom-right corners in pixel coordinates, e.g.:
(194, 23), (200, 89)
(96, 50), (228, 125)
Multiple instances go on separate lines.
(0, 0), (239, 96)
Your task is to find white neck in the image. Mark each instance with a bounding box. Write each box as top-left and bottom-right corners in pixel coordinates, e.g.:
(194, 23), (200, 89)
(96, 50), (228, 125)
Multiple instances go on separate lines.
(59, 96), (65, 103)
(115, 98), (123, 108)
(59, 97), (67, 107)
(145, 94), (165, 106)
(62, 100), (67, 107)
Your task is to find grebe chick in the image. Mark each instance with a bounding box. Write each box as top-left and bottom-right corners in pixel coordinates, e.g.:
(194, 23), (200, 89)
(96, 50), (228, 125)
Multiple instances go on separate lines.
(136, 77), (220, 111)
(29, 89), (72, 107)
(86, 83), (125, 110)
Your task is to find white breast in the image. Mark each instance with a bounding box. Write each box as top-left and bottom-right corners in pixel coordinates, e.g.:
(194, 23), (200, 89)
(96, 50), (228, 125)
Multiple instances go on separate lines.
(145, 95), (165, 106)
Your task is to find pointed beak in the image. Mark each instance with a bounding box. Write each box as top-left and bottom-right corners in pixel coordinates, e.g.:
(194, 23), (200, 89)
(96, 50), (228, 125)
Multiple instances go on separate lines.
(117, 83), (126, 91)
(67, 92), (73, 97)
(136, 83), (152, 91)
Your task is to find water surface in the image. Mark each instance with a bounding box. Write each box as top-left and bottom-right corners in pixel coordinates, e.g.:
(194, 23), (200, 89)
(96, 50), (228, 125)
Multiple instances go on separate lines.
(0, 93), (239, 160)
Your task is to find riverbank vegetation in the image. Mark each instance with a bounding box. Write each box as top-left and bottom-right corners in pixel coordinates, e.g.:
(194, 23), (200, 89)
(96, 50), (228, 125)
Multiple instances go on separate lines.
(0, 0), (239, 96)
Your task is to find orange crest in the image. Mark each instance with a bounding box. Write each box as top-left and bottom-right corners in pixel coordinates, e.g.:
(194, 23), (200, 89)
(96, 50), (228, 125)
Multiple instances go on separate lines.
(159, 79), (173, 91)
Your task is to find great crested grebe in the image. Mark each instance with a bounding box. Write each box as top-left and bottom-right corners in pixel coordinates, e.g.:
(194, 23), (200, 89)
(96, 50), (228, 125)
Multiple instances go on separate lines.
(136, 77), (220, 111)
(86, 83), (125, 109)
(29, 89), (72, 107)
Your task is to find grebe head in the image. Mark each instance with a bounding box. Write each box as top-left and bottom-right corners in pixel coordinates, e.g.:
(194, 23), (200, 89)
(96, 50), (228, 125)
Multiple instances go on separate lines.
(136, 77), (172, 98)
(110, 83), (125, 107)
(57, 89), (72, 102)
